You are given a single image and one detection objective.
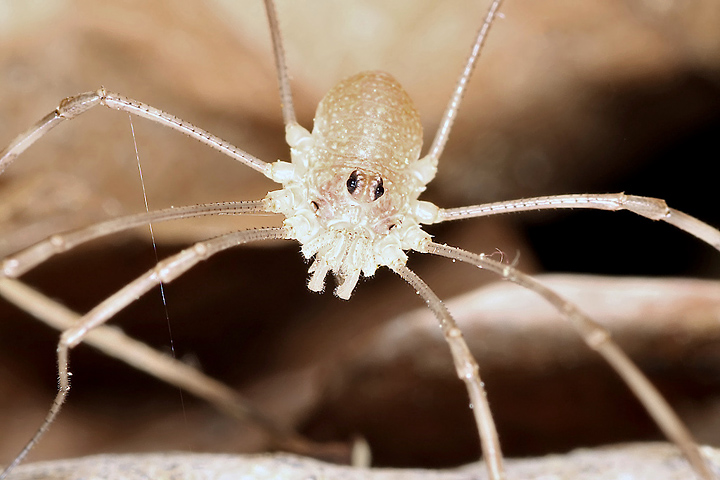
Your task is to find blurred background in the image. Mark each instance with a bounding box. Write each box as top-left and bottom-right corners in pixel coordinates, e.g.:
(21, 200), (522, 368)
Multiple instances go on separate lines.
(0, 0), (719, 470)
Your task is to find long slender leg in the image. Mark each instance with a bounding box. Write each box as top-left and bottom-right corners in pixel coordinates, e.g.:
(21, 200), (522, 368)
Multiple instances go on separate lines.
(423, 241), (716, 480)
(435, 193), (720, 250)
(392, 265), (505, 480)
(0, 90), (271, 177)
(0, 277), (319, 453)
(264, 0), (297, 127)
(423, 0), (504, 176)
(262, 0), (318, 169)
(0, 227), (288, 480)
(2, 201), (269, 278)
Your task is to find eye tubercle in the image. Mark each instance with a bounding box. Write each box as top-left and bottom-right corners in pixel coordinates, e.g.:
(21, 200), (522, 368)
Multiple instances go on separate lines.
(346, 170), (385, 203)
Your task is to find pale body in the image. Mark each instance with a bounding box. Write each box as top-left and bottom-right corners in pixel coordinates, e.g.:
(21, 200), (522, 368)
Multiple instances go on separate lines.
(0, 1), (719, 480)
(267, 71), (437, 299)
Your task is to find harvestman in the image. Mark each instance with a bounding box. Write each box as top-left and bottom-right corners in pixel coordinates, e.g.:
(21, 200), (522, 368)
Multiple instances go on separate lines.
(1, 1), (720, 479)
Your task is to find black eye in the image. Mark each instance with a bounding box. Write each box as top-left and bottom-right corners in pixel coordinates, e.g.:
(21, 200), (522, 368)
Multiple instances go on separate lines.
(373, 178), (384, 200)
(310, 201), (319, 212)
(346, 170), (359, 194)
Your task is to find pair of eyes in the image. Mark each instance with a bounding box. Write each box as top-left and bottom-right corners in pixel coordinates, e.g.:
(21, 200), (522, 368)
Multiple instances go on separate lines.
(346, 169), (385, 201)
(309, 169), (385, 213)
(309, 169), (396, 231)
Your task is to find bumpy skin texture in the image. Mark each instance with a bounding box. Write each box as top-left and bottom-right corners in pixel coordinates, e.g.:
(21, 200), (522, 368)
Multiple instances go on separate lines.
(265, 72), (436, 299)
(313, 71), (423, 174)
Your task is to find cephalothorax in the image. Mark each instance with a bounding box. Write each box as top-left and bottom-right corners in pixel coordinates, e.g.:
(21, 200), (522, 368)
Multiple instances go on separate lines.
(267, 71), (437, 299)
(1, 1), (719, 480)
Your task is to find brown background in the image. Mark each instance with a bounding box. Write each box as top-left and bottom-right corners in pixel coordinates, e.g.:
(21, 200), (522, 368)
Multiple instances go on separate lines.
(0, 0), (719, 470)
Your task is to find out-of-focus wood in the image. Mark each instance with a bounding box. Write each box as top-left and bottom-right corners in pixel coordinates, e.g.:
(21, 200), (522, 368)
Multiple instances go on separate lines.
(9, 444), (720, 480)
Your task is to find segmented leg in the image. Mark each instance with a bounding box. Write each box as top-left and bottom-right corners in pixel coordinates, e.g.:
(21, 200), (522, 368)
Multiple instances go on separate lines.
(435, 193), (720, 250)
(264, 0), (297, 127)
(0, 227), (288, 479)
(393, 265), (505, 480)
(2, 201), (267, 278)
(0, 90), (270, 177)
(426, 0), (504, 167)
(0, 277), (315, 449)
(423, 241), (716, 480)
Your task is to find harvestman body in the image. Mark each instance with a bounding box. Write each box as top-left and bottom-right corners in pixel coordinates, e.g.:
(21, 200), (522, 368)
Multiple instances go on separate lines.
(1, 1), (720, 479)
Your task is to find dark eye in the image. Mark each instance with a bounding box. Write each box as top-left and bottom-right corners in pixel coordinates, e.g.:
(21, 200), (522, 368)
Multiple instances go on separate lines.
(346, 170), (359, 194)
(310, 201), (319, 212)
(346, 169), (384, 203)
(373, 178), (384, 200)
